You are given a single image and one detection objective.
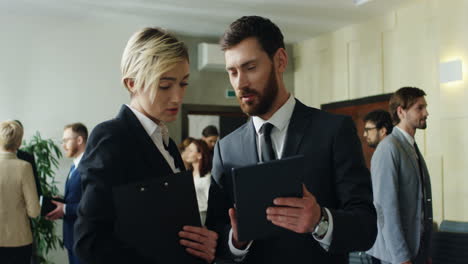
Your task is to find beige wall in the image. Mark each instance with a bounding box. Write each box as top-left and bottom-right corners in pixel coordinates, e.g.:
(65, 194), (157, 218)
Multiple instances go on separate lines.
(293, 0), (468, 223)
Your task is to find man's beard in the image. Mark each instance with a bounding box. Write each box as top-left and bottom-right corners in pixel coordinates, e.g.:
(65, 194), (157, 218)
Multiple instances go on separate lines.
(419, 119), (427, 129)
(66, 147), (78, 158)
(367, 140), (379, 149)
(237, 66), (278, 116)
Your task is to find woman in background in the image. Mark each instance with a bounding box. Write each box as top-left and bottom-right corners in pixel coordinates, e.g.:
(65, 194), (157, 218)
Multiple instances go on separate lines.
(185, 139), (212, 225)
(179, 136), (195, 169)
(0, 120), (40, 264)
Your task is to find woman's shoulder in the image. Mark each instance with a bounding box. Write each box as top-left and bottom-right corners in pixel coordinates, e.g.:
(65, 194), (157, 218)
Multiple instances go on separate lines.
(88, 118), (129, 143)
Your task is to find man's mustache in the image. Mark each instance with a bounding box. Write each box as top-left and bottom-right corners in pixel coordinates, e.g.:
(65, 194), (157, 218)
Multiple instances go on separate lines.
(238, 88), (259, 97)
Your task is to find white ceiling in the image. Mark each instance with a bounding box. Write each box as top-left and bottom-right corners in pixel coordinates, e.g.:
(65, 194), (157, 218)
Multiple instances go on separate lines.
(2, 0), (411, 43)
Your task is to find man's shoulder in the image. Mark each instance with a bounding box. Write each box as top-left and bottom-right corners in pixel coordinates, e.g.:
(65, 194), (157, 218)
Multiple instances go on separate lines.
(17, 149), (33, 161)
(218, 121), (251, 145)
(373, 134), (403, 158)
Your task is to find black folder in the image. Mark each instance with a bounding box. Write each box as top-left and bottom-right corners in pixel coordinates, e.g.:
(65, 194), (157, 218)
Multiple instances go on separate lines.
(40, 196), (65, 216)
(232, 155), (305, 241)
(112, 171), (204, 264)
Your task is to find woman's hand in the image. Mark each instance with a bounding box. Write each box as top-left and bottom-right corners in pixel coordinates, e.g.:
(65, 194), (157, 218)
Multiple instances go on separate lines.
(179, 225), (218, 263)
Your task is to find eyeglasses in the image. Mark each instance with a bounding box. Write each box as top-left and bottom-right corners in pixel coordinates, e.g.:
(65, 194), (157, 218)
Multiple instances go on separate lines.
(61, 137), (77, 144)
(363, 127), (377, 133)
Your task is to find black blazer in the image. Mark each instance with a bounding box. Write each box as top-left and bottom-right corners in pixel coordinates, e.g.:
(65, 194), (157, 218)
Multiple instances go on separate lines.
(17, 149), (41, 197)
(74, 105), (186, 264)
(205, 99), (377, 264)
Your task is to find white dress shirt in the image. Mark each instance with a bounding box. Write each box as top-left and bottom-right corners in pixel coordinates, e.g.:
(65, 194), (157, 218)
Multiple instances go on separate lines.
(229, 94), (334, 259)
(194, 173), (211, 225)
(126, 104), (179, 173)
(394, 126), (418, 160)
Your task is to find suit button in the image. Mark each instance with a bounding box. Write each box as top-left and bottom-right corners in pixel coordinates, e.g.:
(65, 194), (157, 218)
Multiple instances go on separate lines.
(140, 187), (146, 192)
(427, 199), (431, 201)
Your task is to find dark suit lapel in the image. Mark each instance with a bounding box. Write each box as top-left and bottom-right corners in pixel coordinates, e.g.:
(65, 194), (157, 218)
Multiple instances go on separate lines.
(117, 105), (175, 176)
(282, 99), (313, 157)
(241, 120), (259, 163)
(168, 139), (185, 171)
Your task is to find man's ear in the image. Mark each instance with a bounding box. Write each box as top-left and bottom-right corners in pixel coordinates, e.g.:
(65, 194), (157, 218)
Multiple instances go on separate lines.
(124, 78), (136, 93)
(76, 136), (84, 146)
(397, 106), (405, 120)
(379, 127), (387, 137)
(274, 48), (288, 74)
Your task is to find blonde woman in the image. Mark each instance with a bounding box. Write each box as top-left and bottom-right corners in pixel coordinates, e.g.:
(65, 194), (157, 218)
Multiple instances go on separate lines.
(0, 120), (40, 264)
(74, 28), (218, 264)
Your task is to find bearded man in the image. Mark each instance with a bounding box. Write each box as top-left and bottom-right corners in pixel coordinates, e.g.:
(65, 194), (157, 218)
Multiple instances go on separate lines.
(367, 87), (433, 264)
(205, 16), (377, 264)
(363, 110), (393, 149)
(47, 122), (87, 264)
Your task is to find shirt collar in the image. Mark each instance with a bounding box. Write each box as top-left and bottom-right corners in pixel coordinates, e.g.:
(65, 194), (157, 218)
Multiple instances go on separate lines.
(252, 94), (296, 134)
(126, 104), (161, 138)
(74, 152), (84, 168)
(395, 126), (415, 146)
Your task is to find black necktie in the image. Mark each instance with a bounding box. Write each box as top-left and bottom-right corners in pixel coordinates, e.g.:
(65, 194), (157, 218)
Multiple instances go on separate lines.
(260, 122), (276, 162)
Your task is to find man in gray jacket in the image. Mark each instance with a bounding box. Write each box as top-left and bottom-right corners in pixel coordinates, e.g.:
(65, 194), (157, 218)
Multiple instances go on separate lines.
(367, 87), (432, 264)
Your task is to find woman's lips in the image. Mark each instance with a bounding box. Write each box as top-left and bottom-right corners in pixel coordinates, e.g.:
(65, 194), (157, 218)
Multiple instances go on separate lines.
(167, 108), (179, 115)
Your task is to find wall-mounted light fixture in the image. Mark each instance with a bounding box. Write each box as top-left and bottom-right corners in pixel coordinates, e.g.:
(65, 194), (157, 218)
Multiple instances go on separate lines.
(440, 59), (463, 83)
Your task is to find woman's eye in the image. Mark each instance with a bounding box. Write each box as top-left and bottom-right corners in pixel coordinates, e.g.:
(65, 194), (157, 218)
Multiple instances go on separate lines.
(159, 86), (170, 90)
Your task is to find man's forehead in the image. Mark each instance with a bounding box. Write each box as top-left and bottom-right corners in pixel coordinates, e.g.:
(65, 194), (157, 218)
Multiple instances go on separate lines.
(365, 121), (376, 127)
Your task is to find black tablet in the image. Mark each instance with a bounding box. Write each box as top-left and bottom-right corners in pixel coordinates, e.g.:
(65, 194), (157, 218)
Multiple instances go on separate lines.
(232, 155), (305, 241)
(112, 170), (203, 263)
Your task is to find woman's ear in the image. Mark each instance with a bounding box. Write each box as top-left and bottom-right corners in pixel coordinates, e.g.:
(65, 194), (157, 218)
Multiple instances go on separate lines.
(124, 78), (136, 93)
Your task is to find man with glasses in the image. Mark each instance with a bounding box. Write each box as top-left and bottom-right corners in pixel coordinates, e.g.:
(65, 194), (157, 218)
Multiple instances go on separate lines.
(47, 123), (87, 264)
(363, 110), (393, 149)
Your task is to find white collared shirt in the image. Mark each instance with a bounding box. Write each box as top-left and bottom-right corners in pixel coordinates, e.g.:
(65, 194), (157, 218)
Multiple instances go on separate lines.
(72, 152), (83, 174)
(126, 104), (179, 173)
(252, 94), (296, 160)
(394, 126), (419, 160)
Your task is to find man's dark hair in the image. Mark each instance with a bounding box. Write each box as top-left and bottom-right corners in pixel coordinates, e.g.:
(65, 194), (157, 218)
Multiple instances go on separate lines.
(363, 110), (393, 135)
(202, 125), (219, 138)
(389, 87), (426, 124)
(220, 16), (285, 59)
(64, 122), (88, 142)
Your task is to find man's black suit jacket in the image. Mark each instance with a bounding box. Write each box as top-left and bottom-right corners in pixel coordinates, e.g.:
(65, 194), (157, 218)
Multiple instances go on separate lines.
(17, 149), (41, 197)
(205, 99), (377, 264)
(74, 105), (187, 264)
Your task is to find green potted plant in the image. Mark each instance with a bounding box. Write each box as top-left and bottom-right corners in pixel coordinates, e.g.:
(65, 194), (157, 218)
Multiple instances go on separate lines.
(22, 132), (64, 264)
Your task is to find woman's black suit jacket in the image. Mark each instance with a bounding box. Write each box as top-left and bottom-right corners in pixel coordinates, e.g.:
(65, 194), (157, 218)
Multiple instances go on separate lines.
(74, 105), (187, 264)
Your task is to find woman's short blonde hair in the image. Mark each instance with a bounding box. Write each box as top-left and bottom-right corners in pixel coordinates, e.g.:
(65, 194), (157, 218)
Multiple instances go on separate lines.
(0, 120), (24, 151)
(121, 27), (189, 102)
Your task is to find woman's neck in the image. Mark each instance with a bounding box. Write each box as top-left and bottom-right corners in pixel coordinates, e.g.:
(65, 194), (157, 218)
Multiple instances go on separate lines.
(192, 162), (201, 177)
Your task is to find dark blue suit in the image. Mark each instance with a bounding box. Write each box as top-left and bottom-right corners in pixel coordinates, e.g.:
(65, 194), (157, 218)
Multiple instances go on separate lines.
(64, 165), (82, 264)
